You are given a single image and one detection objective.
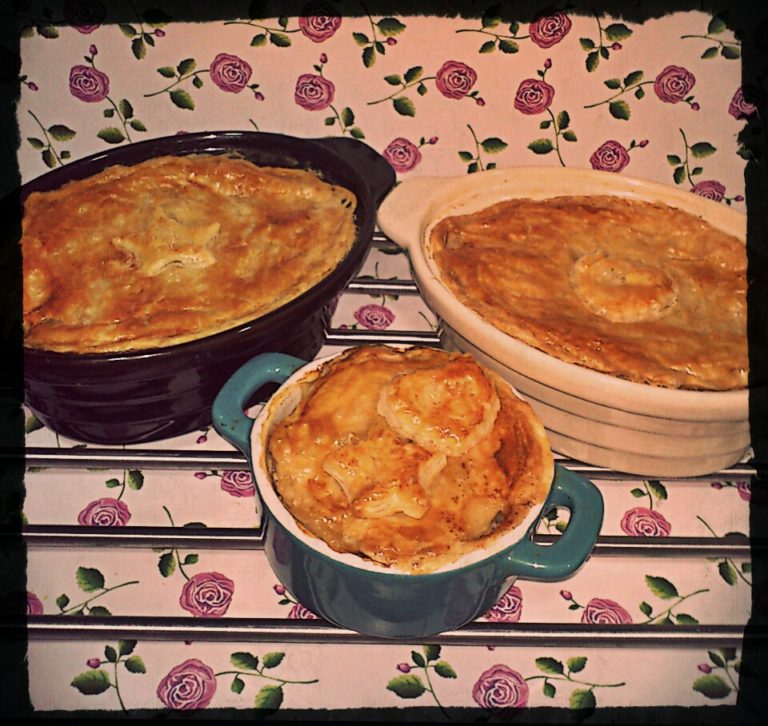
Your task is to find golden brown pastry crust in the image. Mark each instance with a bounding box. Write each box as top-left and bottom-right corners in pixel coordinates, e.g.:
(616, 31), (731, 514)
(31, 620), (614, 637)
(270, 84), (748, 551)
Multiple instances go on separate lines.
(266, 346), (553, 573)
(429, 195), (747, 391)
(22, 154), (357, 353)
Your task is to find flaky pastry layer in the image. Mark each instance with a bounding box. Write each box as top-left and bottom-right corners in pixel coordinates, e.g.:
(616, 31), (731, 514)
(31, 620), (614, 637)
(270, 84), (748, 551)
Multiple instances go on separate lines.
(23, 154), (357, 353)
(429, 195), (747, 391)
(266, 346), (553, 574)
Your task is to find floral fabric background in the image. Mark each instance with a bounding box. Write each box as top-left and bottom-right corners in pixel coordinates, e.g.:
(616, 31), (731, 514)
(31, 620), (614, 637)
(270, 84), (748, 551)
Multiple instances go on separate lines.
(9, 0), (765, 718)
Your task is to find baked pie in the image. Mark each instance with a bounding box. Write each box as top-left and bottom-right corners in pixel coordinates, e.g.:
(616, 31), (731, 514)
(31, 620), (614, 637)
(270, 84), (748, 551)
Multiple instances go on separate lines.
(22, 154), (357, 353)
(266, 345), (553, 573)
(429, 195), (747, 391)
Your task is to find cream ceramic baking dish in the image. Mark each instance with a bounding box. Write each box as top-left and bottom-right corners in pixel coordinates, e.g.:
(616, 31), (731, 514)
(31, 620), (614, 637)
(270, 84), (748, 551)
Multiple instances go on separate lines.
(377, 167), (750, 477)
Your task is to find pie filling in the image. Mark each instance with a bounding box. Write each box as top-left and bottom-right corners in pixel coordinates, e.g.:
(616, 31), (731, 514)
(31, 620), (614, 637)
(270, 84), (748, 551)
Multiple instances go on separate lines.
(266, 346), (553, 574)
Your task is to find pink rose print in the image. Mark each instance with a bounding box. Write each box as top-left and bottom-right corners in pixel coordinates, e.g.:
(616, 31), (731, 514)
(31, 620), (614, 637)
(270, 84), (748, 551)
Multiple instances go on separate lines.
(294, 72), (335, 110)
(581, 597), (633, 624)
(27, 592), (44, 616)
(157, 658), (217, 710)
(209, 53), (252, 93)
(472, 664), (529, 710)
(728, 86), (758, 120)
(69, 64), (109, 103)
(383, 138), (422, 172)
(653, 65), (696, 104)
(590, 140), (630, 173)
(529, 8), (572, 48)
(64, 0), (106, 33)
(179, 572), (235, 617)
(435, 60), (477, 100)
(483, 585), (523, 622)
(288, 602), (320, 619)
(299, 1), (342, 42)
(77, 497), (131, 526)
(737, 480), (751, 501)
(514, 78), (555, 115)
(620, 507), (671, 537)
(691, 179), (726, 201)
(219, 470), (255, 498)
(354, 304), (395, 330)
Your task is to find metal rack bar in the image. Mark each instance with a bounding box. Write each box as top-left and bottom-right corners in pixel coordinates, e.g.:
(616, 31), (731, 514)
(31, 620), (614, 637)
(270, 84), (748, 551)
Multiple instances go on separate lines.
(324, 328), (442, 347)
(7, 616), (756, 647)
(10, 446), (761, 479)
(9, 525), (753, 557)
(345, 279), (420, 295)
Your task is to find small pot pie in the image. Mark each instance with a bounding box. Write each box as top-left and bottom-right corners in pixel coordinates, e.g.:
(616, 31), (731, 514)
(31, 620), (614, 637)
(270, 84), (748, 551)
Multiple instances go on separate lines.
(22, 153), (357, 353)
(266, 345), (553, 574)
(429, 195), (747, 391)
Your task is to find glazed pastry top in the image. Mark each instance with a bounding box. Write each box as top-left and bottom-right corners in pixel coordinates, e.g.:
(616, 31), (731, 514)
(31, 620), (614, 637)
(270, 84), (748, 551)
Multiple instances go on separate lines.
(266, 346), (553, 574)
(22, 153), (357, 353)
(429, 195), (747, 391)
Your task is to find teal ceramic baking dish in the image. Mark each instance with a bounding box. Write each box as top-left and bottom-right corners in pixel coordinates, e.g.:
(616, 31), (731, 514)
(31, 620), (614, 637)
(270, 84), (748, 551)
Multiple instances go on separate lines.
(213, 348), (604, 639)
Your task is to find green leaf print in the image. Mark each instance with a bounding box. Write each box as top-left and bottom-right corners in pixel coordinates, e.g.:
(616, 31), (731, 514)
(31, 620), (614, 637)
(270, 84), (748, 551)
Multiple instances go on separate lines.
(569, 687), (597, 710)
(604, 23), (632, 41)
(231, 651), (259, 670)
(77, 567), (105, 592)
(393, 97), (416, 116)
(645, 575), (679, 600)
(708, 15), (727, 34)
(170, 89), (194, 110)
(378, 18), (406, 36)
(124, 655), (146, 674)
(567, 656), (587, 673)
(158, 552), (176, 577)
(422, 645), (441, 661)
(126, 470), (144, 490)
(609, 100), (631, 120)
(177, 58), (196, 75)
(693, 674), (731, 699)
(118, 640), (136, 656)
(387, 674), (426, 698)
(404, 66), (423, 83)
(254, 684), (284, 711)
(718, 560), (738, 585)
(132, 37), (146, 60)
(690, 142), (717, 158)
(434, 661), (456, 678)
(536, 657), (565, 675)
(528, 138), (554, 154)
(97, 128), (126, 144)
(88, 605), (112, 616)
(498, 39), (519, 53)
(262, 652), (285, 669)
(71, 670), (111, 695)
(48, 124), (76, 141)
(481, 137), (507, 153)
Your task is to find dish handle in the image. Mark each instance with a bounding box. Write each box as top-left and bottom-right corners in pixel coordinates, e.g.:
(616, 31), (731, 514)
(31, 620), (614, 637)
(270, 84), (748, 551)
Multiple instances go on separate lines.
(376, 176), (448, 251)
(212, 353), (306, 458)
(498, 465), (604, 581)
(310, 136), (396, 206)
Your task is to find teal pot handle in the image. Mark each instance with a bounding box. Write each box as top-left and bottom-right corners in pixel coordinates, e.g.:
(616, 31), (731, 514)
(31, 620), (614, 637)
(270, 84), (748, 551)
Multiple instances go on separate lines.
(212, 353), (306, 458)
(499, 465), (604, 581)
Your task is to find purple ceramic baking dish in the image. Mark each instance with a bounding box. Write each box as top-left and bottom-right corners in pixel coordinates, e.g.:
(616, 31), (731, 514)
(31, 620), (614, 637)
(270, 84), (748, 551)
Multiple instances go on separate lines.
(22, 130), (395, 444)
